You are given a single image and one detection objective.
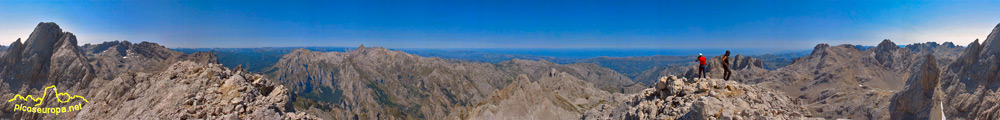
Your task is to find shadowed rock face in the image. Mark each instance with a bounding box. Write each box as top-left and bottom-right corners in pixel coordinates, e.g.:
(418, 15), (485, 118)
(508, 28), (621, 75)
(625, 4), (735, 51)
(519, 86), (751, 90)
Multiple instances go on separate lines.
(0, 22), (312, 119)
(1, 22), (95, 92)
(0, 45), (7, 56)
(889, 54), (939, 119)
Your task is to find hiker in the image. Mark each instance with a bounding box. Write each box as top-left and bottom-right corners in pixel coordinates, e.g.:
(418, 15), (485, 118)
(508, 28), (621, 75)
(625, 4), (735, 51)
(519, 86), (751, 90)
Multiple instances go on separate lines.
(722, 50), (731, 80)
(696, 53), (707, 78)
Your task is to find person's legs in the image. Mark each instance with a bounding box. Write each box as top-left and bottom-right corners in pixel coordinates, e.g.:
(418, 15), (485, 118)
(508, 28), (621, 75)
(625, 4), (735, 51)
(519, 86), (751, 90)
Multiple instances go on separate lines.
(698, 65), (706, 78)
(723, 66), (730, 80)
(725, 70), (730, 80)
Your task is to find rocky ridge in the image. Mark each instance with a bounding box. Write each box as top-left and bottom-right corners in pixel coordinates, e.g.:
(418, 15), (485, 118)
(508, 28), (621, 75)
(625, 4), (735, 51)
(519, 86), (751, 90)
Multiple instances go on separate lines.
(72, 61), (315, 119)
(575, 55), (698, 81)
(265, 46), (644, 119)
(728, 38), (964, 119)
(681, 54), (770, 82)
(634, 65), (694, 85)
(465, 69), (618, 119)
(0, 22), (311, 119)
(932, 23), (1000, 119)
(82, 40), (218, 80)
(583, 75), (809, 119)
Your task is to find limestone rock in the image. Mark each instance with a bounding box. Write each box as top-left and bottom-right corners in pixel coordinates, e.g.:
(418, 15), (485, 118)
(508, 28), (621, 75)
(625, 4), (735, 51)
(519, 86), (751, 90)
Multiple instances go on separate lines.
(0, 22), (312, 119)
(466, 70), (616, 120)
(0, 22), (95, 91)
(889, 54), (939, 119)
(266, 47), (645, 119)
(72, 61), (316, 119)
(730, 38), (964, 119)
(82, 40), (218, 80)
(937, 22), (1000, 119)
(583, 75), (810, 119)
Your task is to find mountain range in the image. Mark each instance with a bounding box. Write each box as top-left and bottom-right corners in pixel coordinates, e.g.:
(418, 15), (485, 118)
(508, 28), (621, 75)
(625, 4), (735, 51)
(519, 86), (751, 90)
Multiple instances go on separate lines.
(1, 22), (998, 119)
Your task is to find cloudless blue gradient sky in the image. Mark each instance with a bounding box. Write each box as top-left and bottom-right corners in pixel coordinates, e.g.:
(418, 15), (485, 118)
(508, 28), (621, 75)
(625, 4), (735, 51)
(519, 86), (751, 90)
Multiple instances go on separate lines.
(1, 0), (999, 52)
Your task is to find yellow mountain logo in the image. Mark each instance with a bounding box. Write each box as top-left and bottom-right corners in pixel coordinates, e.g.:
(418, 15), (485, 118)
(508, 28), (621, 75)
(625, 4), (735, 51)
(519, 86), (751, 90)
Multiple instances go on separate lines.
(7, 85), (88, 114)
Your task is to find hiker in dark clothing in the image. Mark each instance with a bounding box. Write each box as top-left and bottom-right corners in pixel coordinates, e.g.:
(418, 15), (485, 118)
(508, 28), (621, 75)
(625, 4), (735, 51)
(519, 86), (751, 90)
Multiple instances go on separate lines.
(697, 53), (707, 78)
(723, 50), (731, 80)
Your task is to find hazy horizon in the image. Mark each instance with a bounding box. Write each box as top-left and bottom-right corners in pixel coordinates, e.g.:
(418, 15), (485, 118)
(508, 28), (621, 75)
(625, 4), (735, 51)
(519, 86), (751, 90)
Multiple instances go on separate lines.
(2, 0), (999, 50)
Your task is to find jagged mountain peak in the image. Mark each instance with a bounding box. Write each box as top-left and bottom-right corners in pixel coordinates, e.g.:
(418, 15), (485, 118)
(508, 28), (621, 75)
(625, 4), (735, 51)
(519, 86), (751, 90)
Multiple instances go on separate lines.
(971, 39), (980, 48)
(876, 39), (900, 50)
(0, 22), (94, 90)
(873, 39), (901, 66)
(17, 22), (81, 60)
(8, 38), (22, 51)
(984, 23), (1000, 51)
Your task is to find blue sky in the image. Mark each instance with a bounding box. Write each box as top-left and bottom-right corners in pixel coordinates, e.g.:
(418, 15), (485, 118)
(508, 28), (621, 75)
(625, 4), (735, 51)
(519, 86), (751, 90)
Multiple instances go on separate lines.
(1, 0), (999, 51)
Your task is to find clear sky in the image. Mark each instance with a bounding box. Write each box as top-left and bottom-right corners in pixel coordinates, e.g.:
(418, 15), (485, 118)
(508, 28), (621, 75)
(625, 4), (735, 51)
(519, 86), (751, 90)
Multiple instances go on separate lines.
(1, 0), (999, 50)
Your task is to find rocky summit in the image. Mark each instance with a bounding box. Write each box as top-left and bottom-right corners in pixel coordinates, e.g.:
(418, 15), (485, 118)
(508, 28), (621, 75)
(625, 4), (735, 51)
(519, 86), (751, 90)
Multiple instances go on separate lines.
(583, 75), (809, 119)
(0, 22), (312, 119)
